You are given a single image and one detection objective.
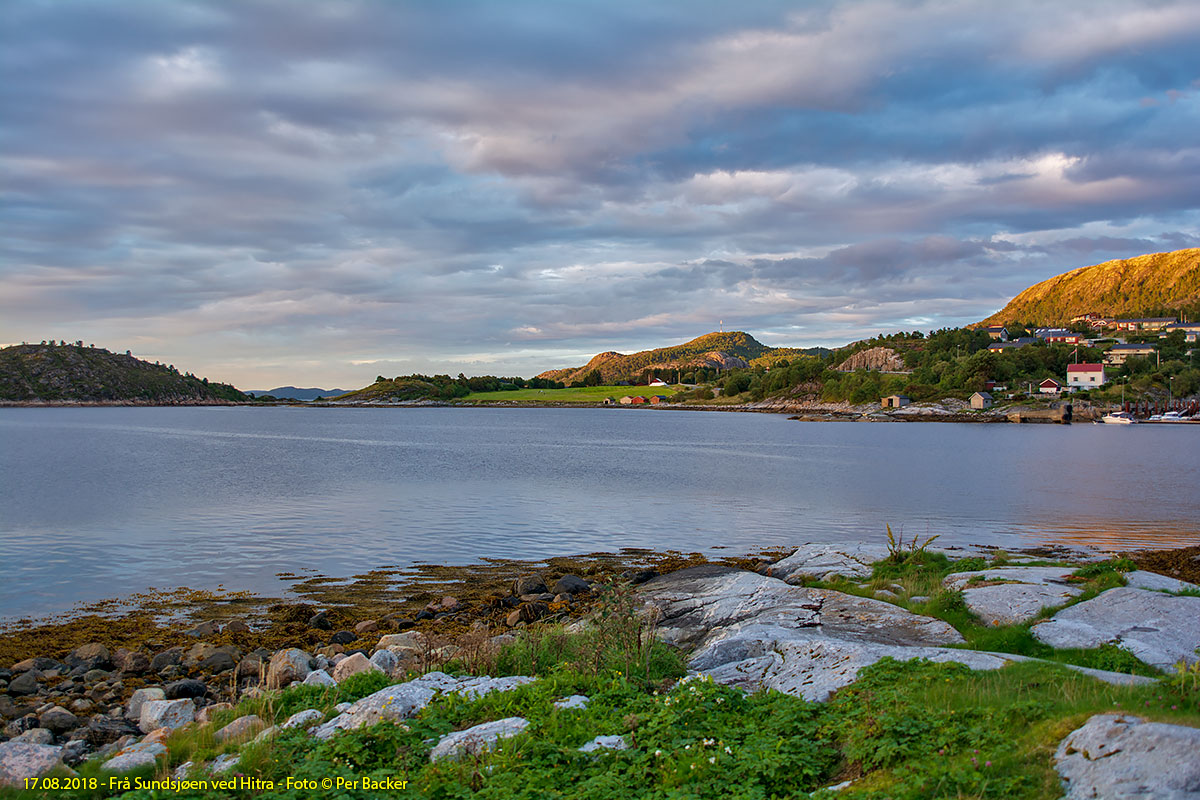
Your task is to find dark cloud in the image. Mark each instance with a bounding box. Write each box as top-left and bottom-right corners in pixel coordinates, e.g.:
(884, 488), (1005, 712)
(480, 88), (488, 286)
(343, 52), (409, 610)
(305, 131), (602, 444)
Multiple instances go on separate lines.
(2, 0), (1199, 386)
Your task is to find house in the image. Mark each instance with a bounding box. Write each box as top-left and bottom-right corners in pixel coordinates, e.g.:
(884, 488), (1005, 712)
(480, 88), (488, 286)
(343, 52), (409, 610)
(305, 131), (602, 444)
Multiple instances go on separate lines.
(969, 391), (993, 409)
(602, 397), (617, 406)
(1039, 378), (1062, 394)
(648, 378), (669, 387)
(1033, 328), (1083, 344)
(629, 396), (648, 405)
(1066, 363), (1106, 389)
(648, 395), (669, 405)
(983, 326), (1009, 341)
(1112, 317), (1176, 332)
(1163, 322), (1200, 343)
(1104, 343), (1156, 365)
(881, 395), (911, 409)
(618, 396), (634, 405)
(986, 337), (1037, 353)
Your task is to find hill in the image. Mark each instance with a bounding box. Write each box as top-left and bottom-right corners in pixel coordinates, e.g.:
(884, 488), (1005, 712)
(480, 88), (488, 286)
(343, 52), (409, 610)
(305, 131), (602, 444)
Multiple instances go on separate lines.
(0, 342), (248, 403)
(978, 248), (1200, 327)
(536, 331), (818, 384)
(331, 377), (447, 403)
(248, 386), (349, 401)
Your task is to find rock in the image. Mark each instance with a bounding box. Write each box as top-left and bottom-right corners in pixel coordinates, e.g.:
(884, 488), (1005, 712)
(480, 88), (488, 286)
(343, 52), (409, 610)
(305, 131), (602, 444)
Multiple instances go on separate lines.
(195, 703), (232, 725)
(429, 717), (529, 762)
(1123, 570), (1199, 593)
(0, 742), (64, 787)
(302, 669), (336, 687)
(505, 610), (522, 627)
(173, 761), (194, 778)
(8, 670), (41, 696)
(621, 569), (659, 585)
(354, 620), (379, 635)
(213, 715), (263, 743)
(519, 592), (555, 603)
(223, 620), (251, 634)
(280, 709), (323, 730)
(60, 739), (89, 766)
(553, 695), (589, 710)
(37, 706), (78, 734)
(265, 649), (313, 689)
(1032, 587), (1200, 670)
(512, 574), (548, 596)
(308, 611), (331, 630)
(138, 698), (195, 734)
(378, 632), (425, 652)
(369, 649), (399, 674)
(185, 621), (220, 638)
(126, 688), (164, 720)
(940, 565), (1087, 626)
(943, 565), (1080, 591)
(874, 589), (898, 600)
(579, 734), (627, 753)
(197, 651), (236, 674)
(329, 631), (354, 646)
(101, 740), (166, 773)
(82, 668), (111, 683)
(332, 653), (381, 683)
(86, 716), (138, 745)
(254, 725), (278, 743)
(553, 575), (590, 595)
(765, 543), (890, 583)
(112, 649), (150, 675)
(506, 603), (549, 627)
(149, 649), (182, 673)
(10, 658), (58, 674)
(209, 753), (240, 774)
(69, 699), (94, 714)
(236, 654), (266, 681)
(164, 679), (207, 700)
(65, 643), (112, 672)
(15, 729), (54, 745)
(1055, 713), (1200, 799)
(312, 672), (535, 740)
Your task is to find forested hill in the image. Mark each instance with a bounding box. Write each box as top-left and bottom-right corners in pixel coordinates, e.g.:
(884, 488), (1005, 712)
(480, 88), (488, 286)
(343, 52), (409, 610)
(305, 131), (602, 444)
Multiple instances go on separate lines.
(535, 331), (820, 385)
(0, 342), (248, 403)
(978, 248), (1200, 327)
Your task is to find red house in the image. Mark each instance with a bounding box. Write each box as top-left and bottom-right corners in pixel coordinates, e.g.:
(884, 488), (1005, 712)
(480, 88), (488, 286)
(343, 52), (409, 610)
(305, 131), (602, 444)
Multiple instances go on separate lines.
(1039, 378), (1062, 394)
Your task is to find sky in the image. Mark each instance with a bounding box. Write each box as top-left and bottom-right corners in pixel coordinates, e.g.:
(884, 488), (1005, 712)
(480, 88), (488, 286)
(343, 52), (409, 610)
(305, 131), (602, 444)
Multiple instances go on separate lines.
(3, 1), (1200, 389)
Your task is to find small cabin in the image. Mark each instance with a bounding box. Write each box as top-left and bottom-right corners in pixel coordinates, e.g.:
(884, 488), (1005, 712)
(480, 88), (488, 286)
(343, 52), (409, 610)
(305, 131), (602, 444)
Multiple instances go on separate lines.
(881, 395), (911, 409)
(629, 396), (648, 405)
(1039, 378), (1062, 395)
(649, 395), (669, 404)
(970, 391), (993, 410)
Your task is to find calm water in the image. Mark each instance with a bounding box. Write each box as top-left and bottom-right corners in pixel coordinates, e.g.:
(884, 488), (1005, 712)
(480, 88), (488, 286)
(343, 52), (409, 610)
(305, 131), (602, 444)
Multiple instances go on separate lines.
(1, 406), (1198, 619)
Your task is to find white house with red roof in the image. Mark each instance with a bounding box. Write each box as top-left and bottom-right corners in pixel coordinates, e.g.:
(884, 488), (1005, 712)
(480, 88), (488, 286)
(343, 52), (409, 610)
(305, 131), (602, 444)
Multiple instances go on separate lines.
(1039, 377), (1062, 394)
(1066, 363), (1106, 390)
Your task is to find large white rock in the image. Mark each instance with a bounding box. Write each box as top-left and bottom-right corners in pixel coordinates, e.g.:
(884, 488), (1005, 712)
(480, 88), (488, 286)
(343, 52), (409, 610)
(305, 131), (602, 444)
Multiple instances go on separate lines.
(1055, 713), (1200, 799)
(213, 714), (264, 743)
(302, 669), (336, 687)
(766, 543), (890, 583)
(138, 698), (195, 734)
(125, 687), (165, 720)
(280, 709), (324, 730)
(1124, 571), (1199, 594)
(369, 649), (399, 674)
(311, 672), (535, 740)
(101, 741), (167, 773)
(429, 717), (529, 762)
(942, 565), (1081, 591)
(579, 735), (627, 753)
(1032, 587), (1200, 670)
(0, 742), (64, 788)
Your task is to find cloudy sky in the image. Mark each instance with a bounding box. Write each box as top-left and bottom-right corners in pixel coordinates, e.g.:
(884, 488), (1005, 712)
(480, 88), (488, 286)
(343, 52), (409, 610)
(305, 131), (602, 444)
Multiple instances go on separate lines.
(3, 1), (1200, 388)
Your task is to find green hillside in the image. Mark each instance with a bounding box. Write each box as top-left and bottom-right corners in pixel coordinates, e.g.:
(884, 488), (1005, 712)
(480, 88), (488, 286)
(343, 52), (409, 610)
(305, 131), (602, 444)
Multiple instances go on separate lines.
(0, 342), (248, 403)
(536, 331), (817, 384)
(979, 248), (1200, 327)
(332, 377), (446, 403)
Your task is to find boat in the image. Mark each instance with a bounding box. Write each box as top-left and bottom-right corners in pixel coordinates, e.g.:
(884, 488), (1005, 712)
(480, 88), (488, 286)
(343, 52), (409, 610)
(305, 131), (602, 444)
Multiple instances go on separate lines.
(1101, 411), (1136, 424)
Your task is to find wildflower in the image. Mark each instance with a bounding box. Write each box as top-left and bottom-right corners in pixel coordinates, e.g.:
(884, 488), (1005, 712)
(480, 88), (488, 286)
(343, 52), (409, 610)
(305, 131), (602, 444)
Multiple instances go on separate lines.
(708, 756), (716, 764)
(703, 738), (714, 746)
(985, 761), (992, 767)
(684, 744), (691, 750)
(724, 747), (732, 754)
(654, 750), (662, 757)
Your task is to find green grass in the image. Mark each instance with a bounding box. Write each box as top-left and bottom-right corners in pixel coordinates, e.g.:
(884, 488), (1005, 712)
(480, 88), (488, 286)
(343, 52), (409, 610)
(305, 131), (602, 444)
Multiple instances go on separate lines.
(462, 385), (678, 404)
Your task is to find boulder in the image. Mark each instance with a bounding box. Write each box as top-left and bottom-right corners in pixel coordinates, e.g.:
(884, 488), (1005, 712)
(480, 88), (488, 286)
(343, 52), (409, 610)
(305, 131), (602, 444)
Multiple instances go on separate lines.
(125, 688), (164, 721)
(65, 643), (112, 672)
(195, 703), (232, 725)
(579, 734), (627, 753)
(164, 679), (207, 700)
(1055, 713), (1200, 799)
(312, 672), (534, 740)
(37, 706), (78, 735)
(554, 695), (589, 710)
(552, 575), (591, 595)
(223, 620), (251, 634)
(112, 649), (150, 675)
(209, 753), (240, 774)
(86, 716), (139, 746)
(265, 649), (313, 689)
(1032, 587), (1200, 670)
(15, 729), (54, 745)
(329, 631), (356, 646)
(213, 715), (263, 743)
(280, 709), (323, 730)
(138, 698), (195, 734)
(377, 632), (425, 652)
(331, 653), (381, 683)
(512, 574), (548, 596)
(101, 740), (166, 773)
(940, 565), (1086, 626)
(184, 621), (219, 638)
(9, 657), (58, 674)
(149, 649), (182, 673)
(197, 651), (236, 674)
(429, 717), (529, 762)
(354, 620), (379, 635)
(308, 611), (331, 630)
(1123, 571), (1198, 593)
(8, 670), (41, 696)
(942, 565), (1081, 591)
(369, 649), (399, 674)
(302, 669), (336, 687)
(0, 742), (64, 788)
(765, 543), (890, 584)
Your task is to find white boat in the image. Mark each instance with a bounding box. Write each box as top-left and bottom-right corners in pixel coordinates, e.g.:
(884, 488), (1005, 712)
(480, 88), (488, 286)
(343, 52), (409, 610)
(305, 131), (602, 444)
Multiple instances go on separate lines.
(1160, 411), (1186, 422)
(1102, 411), (1136, 424)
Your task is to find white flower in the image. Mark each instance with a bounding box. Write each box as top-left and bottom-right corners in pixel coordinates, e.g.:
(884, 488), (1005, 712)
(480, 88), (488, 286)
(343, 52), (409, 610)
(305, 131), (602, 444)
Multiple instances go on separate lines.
(724, 746), (732, 754)
(708, 756), (716, 764)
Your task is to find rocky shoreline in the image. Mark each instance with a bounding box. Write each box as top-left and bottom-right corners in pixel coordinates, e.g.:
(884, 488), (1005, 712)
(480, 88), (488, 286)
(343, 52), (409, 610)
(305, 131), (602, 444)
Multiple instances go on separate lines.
(1, 542), (1198, 796)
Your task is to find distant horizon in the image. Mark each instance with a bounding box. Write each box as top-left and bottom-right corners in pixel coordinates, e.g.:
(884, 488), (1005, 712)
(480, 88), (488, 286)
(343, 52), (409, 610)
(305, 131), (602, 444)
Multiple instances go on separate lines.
(4, 2), (1199, 388)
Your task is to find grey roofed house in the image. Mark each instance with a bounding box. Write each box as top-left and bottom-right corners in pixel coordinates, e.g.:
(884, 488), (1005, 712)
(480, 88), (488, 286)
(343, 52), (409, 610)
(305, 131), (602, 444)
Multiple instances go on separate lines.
(969, 391), (993, 409)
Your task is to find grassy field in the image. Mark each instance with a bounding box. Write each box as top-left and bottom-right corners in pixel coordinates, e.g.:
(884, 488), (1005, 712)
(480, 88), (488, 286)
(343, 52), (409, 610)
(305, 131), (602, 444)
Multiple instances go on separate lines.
(462, 385), (679, 404)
